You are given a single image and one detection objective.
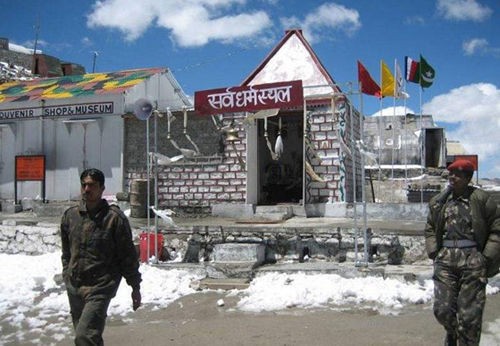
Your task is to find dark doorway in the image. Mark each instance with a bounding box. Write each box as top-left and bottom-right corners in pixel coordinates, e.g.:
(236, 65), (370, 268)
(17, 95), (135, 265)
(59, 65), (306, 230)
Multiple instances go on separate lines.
(424, 128), (445, 168)
(257, 112), (303, 205)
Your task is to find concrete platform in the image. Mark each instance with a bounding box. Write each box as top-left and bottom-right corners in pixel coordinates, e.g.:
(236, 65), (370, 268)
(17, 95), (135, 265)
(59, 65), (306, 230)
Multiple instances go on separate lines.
(197, 278), (251, 290)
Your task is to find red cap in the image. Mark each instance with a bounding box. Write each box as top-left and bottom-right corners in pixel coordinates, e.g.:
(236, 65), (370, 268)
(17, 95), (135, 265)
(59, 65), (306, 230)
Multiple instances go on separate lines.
(447, 159), (475, 172)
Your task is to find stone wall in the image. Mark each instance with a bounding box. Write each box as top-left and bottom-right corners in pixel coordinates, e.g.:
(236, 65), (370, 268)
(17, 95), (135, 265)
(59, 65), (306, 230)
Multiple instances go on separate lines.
(306, 101), (362, 204)
(0, 220), (429, 267)
(0, 220), (60, 255)
(162, 227), (428, 266)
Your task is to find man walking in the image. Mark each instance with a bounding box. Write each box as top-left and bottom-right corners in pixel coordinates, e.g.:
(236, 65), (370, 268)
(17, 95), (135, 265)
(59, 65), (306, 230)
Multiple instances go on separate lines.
(425, 159), (500, 345)
(61, 168), (142, 345)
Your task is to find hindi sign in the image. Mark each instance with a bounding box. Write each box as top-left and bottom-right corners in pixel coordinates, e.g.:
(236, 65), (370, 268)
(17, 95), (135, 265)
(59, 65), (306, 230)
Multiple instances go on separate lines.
(194, 80), (303, 115)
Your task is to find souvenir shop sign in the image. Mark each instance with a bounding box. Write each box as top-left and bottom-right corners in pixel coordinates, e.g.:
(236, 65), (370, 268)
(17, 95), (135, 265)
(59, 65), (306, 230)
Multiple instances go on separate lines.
(0, 102), (114, 120)
(195, 80), (303, 115)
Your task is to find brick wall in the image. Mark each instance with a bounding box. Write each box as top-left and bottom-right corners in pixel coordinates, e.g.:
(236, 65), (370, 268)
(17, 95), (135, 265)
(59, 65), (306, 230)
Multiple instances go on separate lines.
(305, 99), (362, 203)
(124, 102), (362, 214)
(124, 112), (246, 214)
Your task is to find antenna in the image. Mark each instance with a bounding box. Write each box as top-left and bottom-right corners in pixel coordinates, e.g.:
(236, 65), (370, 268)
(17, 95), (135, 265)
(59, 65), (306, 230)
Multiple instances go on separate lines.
(32, 15), (40, 72)
(92, 51), (98, 73)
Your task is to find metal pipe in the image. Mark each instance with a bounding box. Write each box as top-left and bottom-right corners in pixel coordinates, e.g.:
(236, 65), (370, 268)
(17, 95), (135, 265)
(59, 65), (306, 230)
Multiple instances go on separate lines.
(146, 117), (151, 262)
(153, 110), (159, 263)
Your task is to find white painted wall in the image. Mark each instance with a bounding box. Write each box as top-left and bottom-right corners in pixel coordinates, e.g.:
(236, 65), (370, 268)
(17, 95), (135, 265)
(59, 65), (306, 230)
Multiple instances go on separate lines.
(0, 113), (125, 201)
(0, 70), (192, 202)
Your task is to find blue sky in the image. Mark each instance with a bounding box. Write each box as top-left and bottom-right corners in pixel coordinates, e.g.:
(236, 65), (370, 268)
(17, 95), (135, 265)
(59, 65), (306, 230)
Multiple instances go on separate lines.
(1, 0), (499, 178)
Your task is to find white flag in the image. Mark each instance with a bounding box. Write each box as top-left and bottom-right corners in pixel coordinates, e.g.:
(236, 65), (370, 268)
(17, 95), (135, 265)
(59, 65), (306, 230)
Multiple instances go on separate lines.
(395, 61), (409, 99)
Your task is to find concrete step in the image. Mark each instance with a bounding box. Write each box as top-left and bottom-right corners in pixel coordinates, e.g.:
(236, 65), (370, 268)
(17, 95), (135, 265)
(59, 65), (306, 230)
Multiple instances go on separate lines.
(212, 243), (265, 263)
(197, 278), (250, 290)
(254, 205), (293, 221)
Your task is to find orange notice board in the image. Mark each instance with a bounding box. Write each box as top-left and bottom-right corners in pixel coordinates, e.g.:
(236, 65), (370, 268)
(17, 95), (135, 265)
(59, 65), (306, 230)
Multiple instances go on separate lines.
(15, 155), (46, 181)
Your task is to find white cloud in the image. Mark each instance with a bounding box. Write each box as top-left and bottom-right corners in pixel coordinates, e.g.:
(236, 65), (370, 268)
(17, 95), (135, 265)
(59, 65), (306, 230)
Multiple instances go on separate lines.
(280, 3), (361, 44)
(81, 37), (94, 47)
(463, 38), (500, 57)
(436, 0), (492, 22)
(87, 0), (272, 47)
(8, 43), (34, 54)
(404, 16), (426, 25)
(422, 83), (500, 177)
(8, 42), (43, 54)
(463, 38), (489, 55)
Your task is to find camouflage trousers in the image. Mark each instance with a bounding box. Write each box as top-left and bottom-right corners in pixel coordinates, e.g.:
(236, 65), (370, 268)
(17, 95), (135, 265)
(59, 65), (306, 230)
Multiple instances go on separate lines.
(433, 247), (488, 346)
(67, 286), (112, 346)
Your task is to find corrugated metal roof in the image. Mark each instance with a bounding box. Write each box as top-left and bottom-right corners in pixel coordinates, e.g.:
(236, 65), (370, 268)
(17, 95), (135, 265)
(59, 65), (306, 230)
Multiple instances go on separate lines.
(0, 67), (165, 104)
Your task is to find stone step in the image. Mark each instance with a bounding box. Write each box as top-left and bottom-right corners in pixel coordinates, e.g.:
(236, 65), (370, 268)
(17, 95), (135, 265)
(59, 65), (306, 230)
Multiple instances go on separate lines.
(254, 205), (293, 221)
(197, 278), (250, 290)
(212, 243), (266, 263)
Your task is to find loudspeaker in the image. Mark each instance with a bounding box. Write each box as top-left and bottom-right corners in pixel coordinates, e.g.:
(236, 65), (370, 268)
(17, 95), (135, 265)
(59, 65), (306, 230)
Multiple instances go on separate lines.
(133, 98), (153, 120)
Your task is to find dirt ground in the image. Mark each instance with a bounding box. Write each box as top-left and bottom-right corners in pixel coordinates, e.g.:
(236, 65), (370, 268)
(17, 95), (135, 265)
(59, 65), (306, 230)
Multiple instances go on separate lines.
(53, 290), (500, 346)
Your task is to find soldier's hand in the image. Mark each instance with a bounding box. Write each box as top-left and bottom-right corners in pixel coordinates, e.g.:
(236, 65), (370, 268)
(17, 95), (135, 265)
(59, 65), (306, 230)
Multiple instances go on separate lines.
(132, 287), (141, 311)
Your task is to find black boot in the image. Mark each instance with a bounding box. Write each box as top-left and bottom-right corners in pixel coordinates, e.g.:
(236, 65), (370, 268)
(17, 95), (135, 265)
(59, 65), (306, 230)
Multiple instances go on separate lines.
(444, 333), (457, 346)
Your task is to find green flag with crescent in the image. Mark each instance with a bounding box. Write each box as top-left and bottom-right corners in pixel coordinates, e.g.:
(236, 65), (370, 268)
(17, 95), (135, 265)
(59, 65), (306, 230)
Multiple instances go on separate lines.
(419, 55), (435, 88)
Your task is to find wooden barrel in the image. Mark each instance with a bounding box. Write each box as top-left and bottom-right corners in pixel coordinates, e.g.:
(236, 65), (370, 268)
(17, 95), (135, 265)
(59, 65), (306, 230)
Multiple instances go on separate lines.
(130, 179), (153, 218)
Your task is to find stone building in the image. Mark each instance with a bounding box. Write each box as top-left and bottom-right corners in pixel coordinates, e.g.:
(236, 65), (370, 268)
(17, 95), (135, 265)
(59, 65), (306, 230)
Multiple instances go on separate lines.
(125, 29), (363, 217)
(363, 113), (446, 169)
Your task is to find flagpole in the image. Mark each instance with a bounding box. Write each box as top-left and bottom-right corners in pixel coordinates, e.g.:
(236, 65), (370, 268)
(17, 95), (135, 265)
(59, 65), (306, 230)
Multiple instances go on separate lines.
(397, 58), (409, 188)
(378, 60), (383, 203)
(358, 59), (382, 204)
(419, 73), (424, 204)
(391, 59), (397, 202)
(391, 59), (396, 181)
(402, 72), (408, 186)
(354, 82), (361, 265)
(360, 85), (368, 265)
(348, 88), (360, 265)
(357, 81), (368, 266)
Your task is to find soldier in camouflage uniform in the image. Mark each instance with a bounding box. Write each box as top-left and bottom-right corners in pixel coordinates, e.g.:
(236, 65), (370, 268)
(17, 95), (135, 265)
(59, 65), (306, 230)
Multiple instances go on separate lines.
(425, 159), (500, 346)
(61, 168), (142, 345)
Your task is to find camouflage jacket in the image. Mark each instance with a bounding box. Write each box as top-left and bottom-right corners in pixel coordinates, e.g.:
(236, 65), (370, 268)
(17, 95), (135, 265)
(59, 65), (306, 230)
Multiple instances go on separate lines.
(425, 186), (500, 277)
(61, 199), (141, 296)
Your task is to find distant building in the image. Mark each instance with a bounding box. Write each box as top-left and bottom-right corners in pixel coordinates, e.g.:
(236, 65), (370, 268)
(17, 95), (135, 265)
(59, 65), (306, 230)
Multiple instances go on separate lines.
(32, 54), (64, 77)
(0, 37), (85, 79)
(364, 114), (446, 168)
(0, 38), (8, 50)
(61, 62), (85, 76)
